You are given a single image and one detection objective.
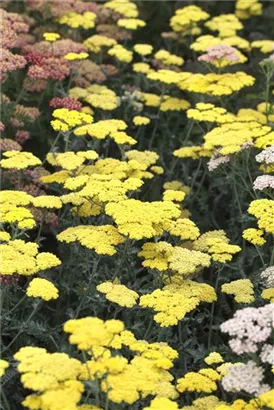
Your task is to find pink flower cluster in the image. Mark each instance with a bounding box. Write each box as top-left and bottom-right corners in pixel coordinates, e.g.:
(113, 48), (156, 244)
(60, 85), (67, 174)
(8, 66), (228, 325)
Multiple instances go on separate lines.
(0, 10), (28, 80)
(26, 0), (98, 18)
(220, 304), (274, 354)
(27, 56), (70, 81)
(261, 266), (274, 288)
(222, 361), (270, 396)
(253, 175), (274, 190)
(0, 138), (22, 152)
(207, 155), (230, 171)
(198, 45), (240, 64)
(23, 39), (87, 58)
(256, 145), (274, 164)
(15, 130), (31, 144)
(49, 97), (83, 111)
(0, 49), (26, 81)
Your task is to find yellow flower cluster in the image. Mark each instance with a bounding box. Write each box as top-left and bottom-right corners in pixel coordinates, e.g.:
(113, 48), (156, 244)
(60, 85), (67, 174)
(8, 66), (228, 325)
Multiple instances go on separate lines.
(251, 40), (274, 53)
(160, 97), (190, 112)
(97, 282), (139, 307)
(177, 368), (220, 393)
(26, 278), (59, 301)
(187, 103), (235, 124)
(57, 225), (125, 255)
(0, 151), (41, 169)
(140, 280), (216, 326)
(84, 34), (117, 53)
(117, 18), (146, 30)
(133, 116), (150, 126)
(105, 199), (181, 240)
(0, 360), (9, 377)
(205, 14), (243, 37)
(46, 150), (98, 171)
(64, 52), (88, 61)
(235, 0), (262, 19)
(70, 85), (118, 111)
(1, 190), (36, 229)
(42, 32), (60, 42)
(170, 5), (209, 34)
(204, 352), (224, 365)
(154, 50), (184, 67)
(221, 279), (255, 303)
(51, 108), (93, 132)
(57, 11), (96, 29)
(1, 239), (61, 276)
(108, 44), (133, 63)
(247, 199), (274, 235)
(143, 397), (179, 410)
(134, 44), (153, 56)
(104, 0), (139, 18)
(15, 346), (83, 410)
(261, 288), (274, 302)
(191, 34), (251, 53)
(193, 231), (241, 263)
(74, 118), (127, 139)
(178, 72), (255, 97)
(242, 228), (266, 246)
(64, 316), (124, 350)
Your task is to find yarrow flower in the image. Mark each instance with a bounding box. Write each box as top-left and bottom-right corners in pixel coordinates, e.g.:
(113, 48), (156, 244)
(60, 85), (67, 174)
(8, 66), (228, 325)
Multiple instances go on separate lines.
(43, 32), (60, 42)
(221, 279), (255, 303)
(26, 278), (59, 301)
(222, 361), (270, 396)
(261, 266), (274, 288)
(198, 45), (242, 67)
(97, 282), (139, 307)
(220, 304), (274, 354)
(253, 175), (274, 190)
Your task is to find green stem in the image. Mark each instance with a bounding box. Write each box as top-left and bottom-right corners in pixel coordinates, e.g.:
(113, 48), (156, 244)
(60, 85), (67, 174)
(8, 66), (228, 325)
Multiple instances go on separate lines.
(1, 387), (11, 410)
(112, 239), (130, 282)
(3, 301), (41, 353)
(74, 257), (101, 319)
(208, 266), (222, 349)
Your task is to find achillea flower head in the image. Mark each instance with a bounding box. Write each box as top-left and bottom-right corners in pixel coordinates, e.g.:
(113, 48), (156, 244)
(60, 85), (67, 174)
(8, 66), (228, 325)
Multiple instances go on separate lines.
(26, 278), (59, 301)
(15, 130), (30, 144)
(0, 360), (9, 377)
(261, 266), (274, 288)
(57, 225), (125, 255)
(221, 279), (255, 303)
(0, 49), (26, 80)
(256, 145), (274, 164)
(208, 155), (230, 171)
(0, 151), (41, 169)
(97, 282), (139, 307)
(0, 139), (22, 152)
(253, 175), (274, 190)
(43, 32), (60, 42)
(198, 45), (241, 67)
(220, 304), (274, 354)
(49, 97), (83, 111)
(243, 228), (266, 246)
(1, 239), (61, 276)
(64, 317), (124, 350)
(204, 352), (224, 365)
(222, 361), (270, 396)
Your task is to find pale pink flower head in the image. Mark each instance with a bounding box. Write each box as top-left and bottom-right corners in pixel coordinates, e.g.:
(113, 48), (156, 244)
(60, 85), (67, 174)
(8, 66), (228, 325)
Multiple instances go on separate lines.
(208, 155), (230, 171)
(256, 146), (274, 164)
(221, 304), (274, 355)
(222, 361), (270, 396)
(198, 45), (240, 66)
(253, 175), (274, 191)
